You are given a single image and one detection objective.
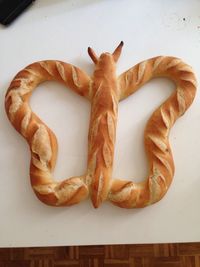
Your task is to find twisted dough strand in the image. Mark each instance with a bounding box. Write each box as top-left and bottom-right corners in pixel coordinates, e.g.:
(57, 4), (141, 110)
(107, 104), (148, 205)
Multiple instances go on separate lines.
(5, 61), (91, 206)
(109, 56), (197, 208)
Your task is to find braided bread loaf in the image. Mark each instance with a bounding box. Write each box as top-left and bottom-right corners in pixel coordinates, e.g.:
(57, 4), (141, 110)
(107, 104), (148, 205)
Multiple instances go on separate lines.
(5, 42), (197, 208)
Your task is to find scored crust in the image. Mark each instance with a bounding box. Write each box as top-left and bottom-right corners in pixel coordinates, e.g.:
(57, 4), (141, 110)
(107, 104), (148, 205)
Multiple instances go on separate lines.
(5, 43), (197, 208)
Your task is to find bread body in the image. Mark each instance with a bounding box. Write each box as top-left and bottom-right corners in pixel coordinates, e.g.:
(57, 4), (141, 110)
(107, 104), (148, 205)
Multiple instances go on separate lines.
(5, 44), (197, 208)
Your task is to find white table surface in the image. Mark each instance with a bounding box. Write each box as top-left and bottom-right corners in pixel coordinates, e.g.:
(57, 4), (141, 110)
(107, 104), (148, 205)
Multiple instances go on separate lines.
(1, 0), (200, 247)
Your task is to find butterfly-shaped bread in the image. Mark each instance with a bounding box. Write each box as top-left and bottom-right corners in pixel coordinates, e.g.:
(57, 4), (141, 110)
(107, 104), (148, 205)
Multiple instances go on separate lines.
(5, 42), (197, 208)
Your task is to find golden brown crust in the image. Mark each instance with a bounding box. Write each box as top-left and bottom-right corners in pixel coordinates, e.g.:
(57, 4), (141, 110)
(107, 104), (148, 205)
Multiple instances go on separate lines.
(5, 60), (91, 206)
(5, 47), (197, 208)
(109, 56), (197, 208)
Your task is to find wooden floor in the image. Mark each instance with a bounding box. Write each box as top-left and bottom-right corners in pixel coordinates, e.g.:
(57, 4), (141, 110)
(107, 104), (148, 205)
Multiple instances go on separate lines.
(0, 243), (200, 267)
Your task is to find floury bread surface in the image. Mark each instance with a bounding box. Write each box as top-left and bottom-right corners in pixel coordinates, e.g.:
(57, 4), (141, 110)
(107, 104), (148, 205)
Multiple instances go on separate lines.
(5, 42), (197, 208)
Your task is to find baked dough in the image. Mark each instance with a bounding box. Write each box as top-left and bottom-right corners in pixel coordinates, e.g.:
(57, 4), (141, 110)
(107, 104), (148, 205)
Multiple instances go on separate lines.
(5, 42), (197, 208)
